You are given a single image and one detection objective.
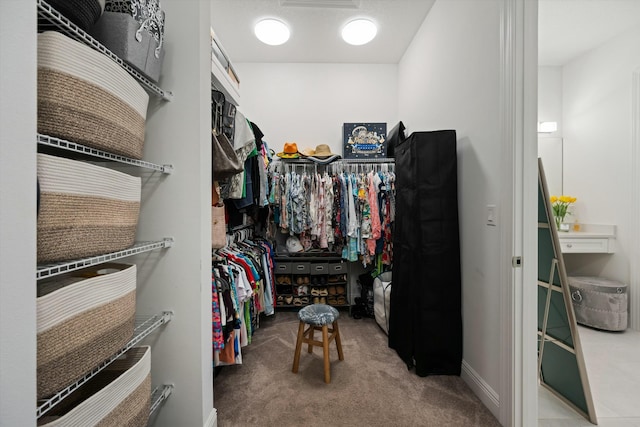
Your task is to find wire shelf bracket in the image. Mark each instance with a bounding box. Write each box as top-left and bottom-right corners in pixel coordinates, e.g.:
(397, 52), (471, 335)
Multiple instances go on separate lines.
(37, 134), (174, 173)
(37, 239), (174, 280)
(150, 384), (174, 416)
(37, 0), (174, 101)
(36, 311), (174, 418)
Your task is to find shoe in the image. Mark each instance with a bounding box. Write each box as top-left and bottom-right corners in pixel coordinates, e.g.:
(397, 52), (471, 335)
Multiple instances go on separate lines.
(311, 276), (318, 285)
(328, 286), (336, 295)
(303, 276), (310, 284)
(311, 288), (320, 296)
(336, 285), (345, 294)
(337, 296), (346, 305)
(296, 276), (303, 285)
(276, 295), (284, 306)
(293, 297), (303, 306)
(319, 287), (328, 296)
(300, 296), (309, 304)
(328, 296), (338, 305)
(320, 297), (326, 304)
(313, 297), (320, 304)
(285, 295), (293, 305)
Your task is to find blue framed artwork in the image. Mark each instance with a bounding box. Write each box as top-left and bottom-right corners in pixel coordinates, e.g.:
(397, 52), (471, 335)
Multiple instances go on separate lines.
(343, 122), (387, 159)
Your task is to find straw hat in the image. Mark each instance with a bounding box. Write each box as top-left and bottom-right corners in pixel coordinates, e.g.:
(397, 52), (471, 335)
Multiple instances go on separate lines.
(277, 142), (300, 159)
(306, 144), (341, 164)
(299, 147), (316, 157)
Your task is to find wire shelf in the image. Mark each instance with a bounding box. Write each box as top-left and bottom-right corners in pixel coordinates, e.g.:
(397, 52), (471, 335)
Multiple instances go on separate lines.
(37, 134), (174, 173)
(36, 239), (174, 280)
(150, 384), (174, 416)
(36, 311), (174, 418)
(36, 0), (173, 101)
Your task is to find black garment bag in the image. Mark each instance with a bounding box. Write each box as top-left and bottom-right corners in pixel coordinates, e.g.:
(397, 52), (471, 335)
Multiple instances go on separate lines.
(388, 130), (462, 377)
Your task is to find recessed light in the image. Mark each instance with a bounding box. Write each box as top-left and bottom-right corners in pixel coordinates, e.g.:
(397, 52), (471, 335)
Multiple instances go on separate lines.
(341, 18), (377, 45)
(254, 18), (290, 46)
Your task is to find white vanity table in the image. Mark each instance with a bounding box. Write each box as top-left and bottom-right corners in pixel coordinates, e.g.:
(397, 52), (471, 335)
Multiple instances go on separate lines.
(558, 224), (616, 253)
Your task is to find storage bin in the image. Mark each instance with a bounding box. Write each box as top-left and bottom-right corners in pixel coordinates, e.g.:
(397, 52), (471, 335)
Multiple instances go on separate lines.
(292, 262), (311, 275)
(37, 153), (141, 263)
(38, 346), (151, 426)
(275, 262), (292, 274)
(310, 262), (329, 275)
(373, 272), (392, 334)
(568, 276), (628, 331)
(89, 11), (165, 83)
(37, 263), (136, 399)
(329, 262), (346, 275)
(104, 0), (165, 45)
(37, 31), (149, 159)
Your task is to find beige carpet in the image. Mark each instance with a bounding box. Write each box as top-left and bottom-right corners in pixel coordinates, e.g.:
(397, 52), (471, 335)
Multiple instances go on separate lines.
(213, 310), (501, 427)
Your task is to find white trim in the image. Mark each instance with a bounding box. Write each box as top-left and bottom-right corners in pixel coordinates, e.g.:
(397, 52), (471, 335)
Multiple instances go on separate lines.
(205, 408), (217, 427)
(500, 0), (539, 426)
(499, 1), (517, 423)
(630, 69), (640, 331)
(461, 360), (500, 413)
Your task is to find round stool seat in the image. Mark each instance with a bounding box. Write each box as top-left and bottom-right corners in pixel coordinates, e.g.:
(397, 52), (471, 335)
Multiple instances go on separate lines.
(298, 303), (339, 326)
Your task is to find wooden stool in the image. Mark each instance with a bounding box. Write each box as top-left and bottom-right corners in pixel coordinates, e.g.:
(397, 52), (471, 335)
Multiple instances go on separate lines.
(292, 304), (344, 384)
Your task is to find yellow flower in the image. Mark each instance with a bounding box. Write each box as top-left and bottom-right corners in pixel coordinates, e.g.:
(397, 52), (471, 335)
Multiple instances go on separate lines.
(550, 195), (577, 229)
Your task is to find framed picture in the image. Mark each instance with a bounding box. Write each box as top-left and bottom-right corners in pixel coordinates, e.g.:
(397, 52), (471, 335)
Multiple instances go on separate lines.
(342, 122), (387, 159)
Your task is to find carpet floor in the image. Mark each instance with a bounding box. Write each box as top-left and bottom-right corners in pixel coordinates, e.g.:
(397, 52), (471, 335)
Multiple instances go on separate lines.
(213, 310), (501, 427)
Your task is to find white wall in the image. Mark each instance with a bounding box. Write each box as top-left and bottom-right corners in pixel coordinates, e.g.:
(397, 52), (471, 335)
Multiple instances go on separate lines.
(398, 0), (503, 419)
(133, 1), (215, 426)
(0, 1), (37, 425)
(561, 25), (640, 284)
(538, 67), (563, 196)
(538, 67), (563, 136)
(232, 63), (398, 156)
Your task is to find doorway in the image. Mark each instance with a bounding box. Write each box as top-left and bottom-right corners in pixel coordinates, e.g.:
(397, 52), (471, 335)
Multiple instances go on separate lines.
(537, 1), (640, 424)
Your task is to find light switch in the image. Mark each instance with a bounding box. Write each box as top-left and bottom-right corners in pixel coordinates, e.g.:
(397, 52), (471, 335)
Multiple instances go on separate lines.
(487, 204), (497, 226)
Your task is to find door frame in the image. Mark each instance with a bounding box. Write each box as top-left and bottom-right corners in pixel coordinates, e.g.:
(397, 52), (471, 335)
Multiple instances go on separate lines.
(501, 0), (539, 425)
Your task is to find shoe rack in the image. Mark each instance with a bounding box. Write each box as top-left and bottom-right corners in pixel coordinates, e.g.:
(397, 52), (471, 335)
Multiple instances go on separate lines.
(274, 256), (349, 308)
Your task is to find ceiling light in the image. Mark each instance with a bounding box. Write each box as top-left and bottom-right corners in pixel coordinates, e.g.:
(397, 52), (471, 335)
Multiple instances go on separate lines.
(254, 19), (290, 46)
(341, 18), (377, 45)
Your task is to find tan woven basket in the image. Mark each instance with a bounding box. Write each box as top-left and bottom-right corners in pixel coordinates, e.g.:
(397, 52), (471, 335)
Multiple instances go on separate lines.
(37, 263), (137, 399)
(38, 346), (151, 427)
(37, 153), (141, 263)
(37, 31), (149, 159)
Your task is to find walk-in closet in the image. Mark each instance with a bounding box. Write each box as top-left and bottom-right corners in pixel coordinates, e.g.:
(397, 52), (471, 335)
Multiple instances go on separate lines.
(1, 1), (543, 426)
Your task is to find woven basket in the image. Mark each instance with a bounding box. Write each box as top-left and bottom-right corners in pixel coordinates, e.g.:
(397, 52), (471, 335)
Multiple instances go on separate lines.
(37, 263), (137, 399)
(37, 153), (141, 263)
(37, 31), (149, 160)
(47, 0), (105, 31)
(38, 346), (151, 427)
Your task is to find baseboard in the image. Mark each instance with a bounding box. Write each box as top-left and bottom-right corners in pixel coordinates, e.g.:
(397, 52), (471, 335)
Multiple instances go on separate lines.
(204, 407), (217, 427)
(461, 359), (500, 418)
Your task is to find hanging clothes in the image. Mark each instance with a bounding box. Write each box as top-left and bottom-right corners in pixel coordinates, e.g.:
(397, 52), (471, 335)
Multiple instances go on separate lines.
(212, 233), (276, 367)
(266, 162), (395, 267)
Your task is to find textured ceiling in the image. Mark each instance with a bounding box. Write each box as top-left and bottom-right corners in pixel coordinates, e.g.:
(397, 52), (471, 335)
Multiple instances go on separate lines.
(210, 0), (435, 64)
